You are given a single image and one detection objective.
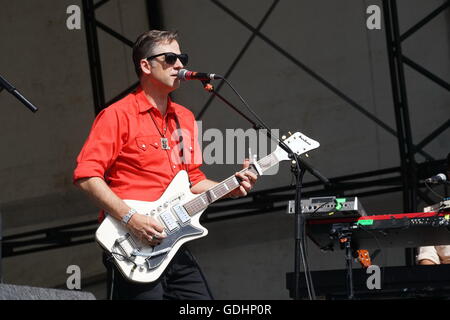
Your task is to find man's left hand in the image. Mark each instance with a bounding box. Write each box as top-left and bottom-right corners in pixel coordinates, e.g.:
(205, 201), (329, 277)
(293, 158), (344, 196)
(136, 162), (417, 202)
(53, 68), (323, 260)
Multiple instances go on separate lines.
(230, 159), (258, 198)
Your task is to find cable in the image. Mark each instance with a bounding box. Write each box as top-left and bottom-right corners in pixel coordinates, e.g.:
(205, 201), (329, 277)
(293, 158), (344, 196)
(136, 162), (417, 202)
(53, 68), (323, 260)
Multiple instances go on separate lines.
(295, 163), (312, 300)
(109, 267), (115, 300)
(295, 157), (316, 300)
(311, 200), (336, 215)
(302, 206), (316, 298)
(219, 77), (272, 132)
(299, 241), (312, 299)
(300, 199), (337, 299)
(220, 76), (317, 299)
(104, 253), (117, 300)
(357, 225), (386, 286)
(424, 181), (445, 200)
(110, 250), (140, 270)
(292, 166), (312, 300)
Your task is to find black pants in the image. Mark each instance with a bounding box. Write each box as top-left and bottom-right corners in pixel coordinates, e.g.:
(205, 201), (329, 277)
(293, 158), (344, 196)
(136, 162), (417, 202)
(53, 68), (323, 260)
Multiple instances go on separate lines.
(103, 247), (214, 300)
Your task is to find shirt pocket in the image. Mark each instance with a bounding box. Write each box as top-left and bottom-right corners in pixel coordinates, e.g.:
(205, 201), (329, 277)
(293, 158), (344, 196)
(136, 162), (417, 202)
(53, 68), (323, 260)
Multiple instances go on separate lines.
(136, 135), (161, 151)
(135, 135), (166, 170)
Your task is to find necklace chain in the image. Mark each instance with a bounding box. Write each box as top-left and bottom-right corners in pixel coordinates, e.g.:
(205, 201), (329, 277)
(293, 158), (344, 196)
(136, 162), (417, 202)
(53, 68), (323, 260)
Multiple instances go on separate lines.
(148, 111), (168, 137)
(148, 111), (171, 150)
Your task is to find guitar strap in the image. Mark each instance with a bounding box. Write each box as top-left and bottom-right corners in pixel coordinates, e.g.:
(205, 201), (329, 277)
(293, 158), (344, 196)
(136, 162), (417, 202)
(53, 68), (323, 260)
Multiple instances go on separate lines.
(173, 113), (192, 187)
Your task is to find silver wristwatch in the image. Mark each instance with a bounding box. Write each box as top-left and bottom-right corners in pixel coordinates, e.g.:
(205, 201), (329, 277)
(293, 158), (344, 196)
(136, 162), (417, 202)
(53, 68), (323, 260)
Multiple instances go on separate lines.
(121, 208), (137, 225)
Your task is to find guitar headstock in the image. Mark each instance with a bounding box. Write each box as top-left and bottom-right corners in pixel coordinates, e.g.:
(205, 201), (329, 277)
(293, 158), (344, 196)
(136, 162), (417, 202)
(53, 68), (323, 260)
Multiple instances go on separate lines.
(273, 131), (320, 161)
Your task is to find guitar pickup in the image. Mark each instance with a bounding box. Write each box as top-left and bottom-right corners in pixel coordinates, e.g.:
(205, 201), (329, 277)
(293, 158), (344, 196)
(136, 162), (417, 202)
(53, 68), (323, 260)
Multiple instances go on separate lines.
(172, 205), (191, 224)
(159, 211), (179, 232)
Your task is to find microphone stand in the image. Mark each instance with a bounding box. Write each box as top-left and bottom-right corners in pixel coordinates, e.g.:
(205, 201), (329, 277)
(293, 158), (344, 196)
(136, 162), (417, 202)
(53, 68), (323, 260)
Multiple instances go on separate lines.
(0, 74), (38, 113)
(0, 75), (38, 283)
(0, 75), (37, 281)
(199, 79), (330, 300)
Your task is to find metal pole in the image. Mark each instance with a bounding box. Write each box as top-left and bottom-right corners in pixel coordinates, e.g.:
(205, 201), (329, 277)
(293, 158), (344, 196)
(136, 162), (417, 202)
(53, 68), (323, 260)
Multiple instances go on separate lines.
(0, 207), (2, 283)
(390, 0), (418, 214)
(345, 239), (354, 300)
(82, 0), (106, 115)
(383, 0), (417, 265)
(146, 0), (164, 30)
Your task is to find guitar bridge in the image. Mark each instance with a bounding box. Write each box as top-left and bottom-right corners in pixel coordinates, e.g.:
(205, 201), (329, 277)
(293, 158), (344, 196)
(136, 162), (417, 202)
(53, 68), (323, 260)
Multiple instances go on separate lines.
(112, 233), (138, 261)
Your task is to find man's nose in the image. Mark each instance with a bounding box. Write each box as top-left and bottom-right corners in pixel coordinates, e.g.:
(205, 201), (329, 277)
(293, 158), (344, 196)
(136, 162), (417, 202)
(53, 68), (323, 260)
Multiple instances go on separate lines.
(174, 57), (184, 69)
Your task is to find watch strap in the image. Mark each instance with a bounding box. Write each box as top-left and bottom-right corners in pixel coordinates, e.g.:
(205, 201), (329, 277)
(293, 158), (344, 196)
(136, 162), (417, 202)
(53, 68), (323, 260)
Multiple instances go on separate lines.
(121, 208), (137, 225)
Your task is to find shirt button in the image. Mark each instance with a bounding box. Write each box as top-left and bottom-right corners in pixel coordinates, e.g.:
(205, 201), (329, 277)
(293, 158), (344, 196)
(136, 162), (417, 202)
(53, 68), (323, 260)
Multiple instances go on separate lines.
(173, 165), (176, 168)
(142, 144), (146, 148)
(154, 143), (158, 146)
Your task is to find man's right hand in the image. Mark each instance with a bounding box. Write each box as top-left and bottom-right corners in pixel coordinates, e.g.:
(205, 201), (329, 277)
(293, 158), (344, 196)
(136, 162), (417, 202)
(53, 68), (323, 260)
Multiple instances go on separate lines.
(74, 177), (167, 246)
(127, 213), (166, 246)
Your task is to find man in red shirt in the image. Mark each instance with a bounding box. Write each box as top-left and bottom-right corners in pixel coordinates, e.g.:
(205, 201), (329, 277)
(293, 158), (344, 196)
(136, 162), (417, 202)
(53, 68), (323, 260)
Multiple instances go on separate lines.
(73, 30), (257, 299)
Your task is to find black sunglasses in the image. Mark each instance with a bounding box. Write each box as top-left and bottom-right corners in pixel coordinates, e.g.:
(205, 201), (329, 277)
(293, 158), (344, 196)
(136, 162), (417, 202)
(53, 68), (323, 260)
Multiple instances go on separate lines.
(146, 52), (189, 66)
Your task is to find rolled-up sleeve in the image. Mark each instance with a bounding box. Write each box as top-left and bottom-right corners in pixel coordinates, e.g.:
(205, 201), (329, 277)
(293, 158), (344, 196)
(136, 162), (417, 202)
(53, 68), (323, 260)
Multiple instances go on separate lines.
(73, 107), (125, 183)
(417, 246), (440, 264)
(188, 166), (206, 187)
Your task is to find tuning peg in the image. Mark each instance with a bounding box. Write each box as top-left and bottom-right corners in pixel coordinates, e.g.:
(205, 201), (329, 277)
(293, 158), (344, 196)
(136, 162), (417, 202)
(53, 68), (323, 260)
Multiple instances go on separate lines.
(305, 153), (309, 158)
(288, 131), (292, 136)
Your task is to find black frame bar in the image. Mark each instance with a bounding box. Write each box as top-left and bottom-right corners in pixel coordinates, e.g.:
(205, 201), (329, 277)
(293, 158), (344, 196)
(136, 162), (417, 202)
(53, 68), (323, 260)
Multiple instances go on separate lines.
(81, 0), (162, 114)
(382, 0), (449, 265)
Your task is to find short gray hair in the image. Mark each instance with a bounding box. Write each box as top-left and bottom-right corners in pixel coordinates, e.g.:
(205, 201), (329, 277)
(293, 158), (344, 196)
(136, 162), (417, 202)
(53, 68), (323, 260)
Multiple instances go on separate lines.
(132, 30), (179, 78)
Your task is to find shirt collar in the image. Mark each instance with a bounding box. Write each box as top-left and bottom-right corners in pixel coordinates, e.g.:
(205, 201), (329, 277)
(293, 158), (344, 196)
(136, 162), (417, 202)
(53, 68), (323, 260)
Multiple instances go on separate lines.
(135, 86), (176, 115)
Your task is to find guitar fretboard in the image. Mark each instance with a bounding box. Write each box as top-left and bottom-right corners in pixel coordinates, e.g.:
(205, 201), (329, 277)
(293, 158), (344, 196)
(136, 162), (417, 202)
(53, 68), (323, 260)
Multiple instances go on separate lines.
(183, 153), (279, 216)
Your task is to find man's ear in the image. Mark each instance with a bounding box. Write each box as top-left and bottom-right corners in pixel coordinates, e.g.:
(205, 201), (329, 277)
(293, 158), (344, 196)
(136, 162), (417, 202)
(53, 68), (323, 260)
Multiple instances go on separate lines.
(140, 59), (152, 76)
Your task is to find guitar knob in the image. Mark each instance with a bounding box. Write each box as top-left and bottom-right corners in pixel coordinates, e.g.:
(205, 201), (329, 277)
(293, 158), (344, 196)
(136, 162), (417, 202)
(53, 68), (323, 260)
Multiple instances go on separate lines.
(282, 135), (287, 140)
(163, 202), (169, 208)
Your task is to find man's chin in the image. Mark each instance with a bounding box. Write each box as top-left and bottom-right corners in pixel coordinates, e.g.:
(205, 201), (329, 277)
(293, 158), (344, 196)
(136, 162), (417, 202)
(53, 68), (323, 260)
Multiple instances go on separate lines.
(171, 80), (181, 89)
(153, 79), (180, 93)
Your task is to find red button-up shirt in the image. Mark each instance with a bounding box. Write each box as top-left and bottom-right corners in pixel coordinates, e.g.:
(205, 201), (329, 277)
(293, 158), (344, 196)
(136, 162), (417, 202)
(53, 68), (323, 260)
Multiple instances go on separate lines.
(73, 87), (206, 220)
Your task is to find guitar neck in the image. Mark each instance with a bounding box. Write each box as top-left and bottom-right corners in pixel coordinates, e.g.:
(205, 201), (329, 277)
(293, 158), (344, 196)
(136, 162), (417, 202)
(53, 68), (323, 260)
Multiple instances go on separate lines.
(183, 153), (280, 216)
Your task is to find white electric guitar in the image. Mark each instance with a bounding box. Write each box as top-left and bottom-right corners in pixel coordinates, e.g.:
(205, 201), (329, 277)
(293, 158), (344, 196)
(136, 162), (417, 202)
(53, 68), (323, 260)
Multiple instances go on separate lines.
(95, 132), (320, 283)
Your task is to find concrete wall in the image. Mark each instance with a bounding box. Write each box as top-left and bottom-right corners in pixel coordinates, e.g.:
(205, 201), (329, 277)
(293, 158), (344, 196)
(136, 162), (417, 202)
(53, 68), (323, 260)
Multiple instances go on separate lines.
(0, 0), (448, 299)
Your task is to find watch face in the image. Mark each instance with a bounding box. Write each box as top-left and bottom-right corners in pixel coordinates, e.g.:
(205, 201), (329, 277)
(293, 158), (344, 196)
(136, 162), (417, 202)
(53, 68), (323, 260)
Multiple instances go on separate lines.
(122, 209), (136, 224)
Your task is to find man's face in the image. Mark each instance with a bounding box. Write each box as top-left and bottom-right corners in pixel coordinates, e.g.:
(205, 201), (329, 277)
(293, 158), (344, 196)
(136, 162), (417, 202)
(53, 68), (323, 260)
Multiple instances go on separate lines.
(144, 40), (185, 92)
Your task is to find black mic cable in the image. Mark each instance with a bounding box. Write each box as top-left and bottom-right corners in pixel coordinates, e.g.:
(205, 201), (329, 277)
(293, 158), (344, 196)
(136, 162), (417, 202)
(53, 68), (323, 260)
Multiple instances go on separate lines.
(189, 71), (317, 300)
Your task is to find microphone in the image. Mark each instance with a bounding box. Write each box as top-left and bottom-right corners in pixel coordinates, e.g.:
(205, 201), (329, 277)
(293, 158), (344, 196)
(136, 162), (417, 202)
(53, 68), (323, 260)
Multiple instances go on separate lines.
(425, 173), (447, 184)
(177, 69), (222, 81)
